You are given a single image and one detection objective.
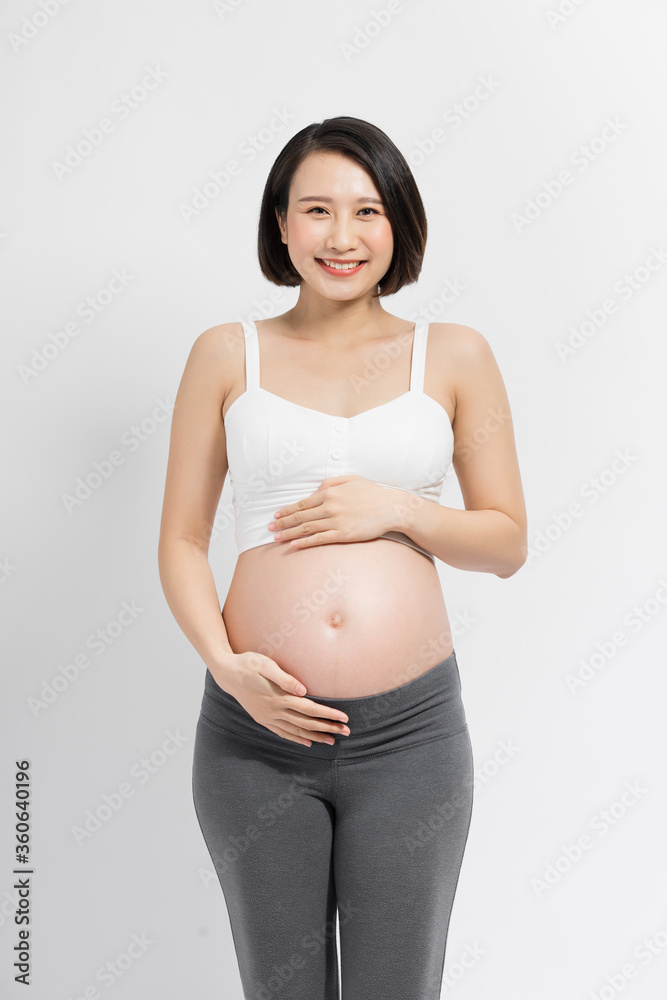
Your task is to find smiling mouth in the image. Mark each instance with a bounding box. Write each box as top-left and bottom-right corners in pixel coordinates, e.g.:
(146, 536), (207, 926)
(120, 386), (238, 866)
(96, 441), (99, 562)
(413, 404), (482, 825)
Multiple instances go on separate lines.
(316, 258), (367, 272)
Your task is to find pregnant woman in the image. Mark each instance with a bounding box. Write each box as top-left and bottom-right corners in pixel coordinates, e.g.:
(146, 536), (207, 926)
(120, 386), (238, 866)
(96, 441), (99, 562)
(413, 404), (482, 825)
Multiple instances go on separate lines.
(158, 116), (527, 1000)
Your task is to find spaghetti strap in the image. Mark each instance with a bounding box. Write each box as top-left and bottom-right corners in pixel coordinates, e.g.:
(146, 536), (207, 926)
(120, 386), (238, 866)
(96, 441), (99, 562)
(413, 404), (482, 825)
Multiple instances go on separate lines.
(409, 319), (429, 394)
(240, 319), (260, 390)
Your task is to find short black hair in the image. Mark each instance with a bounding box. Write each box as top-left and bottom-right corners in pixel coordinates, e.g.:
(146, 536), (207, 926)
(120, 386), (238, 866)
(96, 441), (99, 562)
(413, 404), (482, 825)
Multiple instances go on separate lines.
(257, 116), (427, 298)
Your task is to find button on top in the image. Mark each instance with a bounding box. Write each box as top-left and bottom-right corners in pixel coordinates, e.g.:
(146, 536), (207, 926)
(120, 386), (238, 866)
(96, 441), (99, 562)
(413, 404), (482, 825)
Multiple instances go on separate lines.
(330, 449), (342, 460)
(333, 422), (345, 433)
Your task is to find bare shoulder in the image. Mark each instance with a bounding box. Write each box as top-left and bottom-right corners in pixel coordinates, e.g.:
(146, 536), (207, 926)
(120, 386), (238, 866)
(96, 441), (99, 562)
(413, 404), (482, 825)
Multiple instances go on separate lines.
(427, 321), (495, 362)
(426, 322), (500, 412)
(188, 320), (245, 362)
(181, 321), (245, 402)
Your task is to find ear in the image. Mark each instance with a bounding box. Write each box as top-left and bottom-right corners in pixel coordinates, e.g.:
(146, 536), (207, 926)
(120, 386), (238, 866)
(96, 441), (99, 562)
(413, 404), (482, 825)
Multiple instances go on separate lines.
(275, 206), (287, 244)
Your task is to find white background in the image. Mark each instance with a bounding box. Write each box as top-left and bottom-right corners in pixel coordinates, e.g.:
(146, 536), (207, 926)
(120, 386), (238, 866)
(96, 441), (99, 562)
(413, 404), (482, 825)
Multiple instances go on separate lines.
(2, 0), (667, 997)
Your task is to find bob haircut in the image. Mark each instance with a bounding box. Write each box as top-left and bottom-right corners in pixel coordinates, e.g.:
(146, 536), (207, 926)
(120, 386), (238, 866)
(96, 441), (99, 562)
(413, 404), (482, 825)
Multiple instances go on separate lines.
(257, 116), (428, 299)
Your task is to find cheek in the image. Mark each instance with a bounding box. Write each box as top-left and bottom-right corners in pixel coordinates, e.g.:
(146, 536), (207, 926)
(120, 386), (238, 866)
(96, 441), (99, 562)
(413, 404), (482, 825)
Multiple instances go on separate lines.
(287, 217), (313, 252)
(371, 220), (394, 256)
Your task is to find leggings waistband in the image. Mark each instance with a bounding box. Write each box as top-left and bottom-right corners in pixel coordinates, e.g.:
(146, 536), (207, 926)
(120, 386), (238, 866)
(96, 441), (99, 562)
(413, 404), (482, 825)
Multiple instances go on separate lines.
(200, 650), (467, 759)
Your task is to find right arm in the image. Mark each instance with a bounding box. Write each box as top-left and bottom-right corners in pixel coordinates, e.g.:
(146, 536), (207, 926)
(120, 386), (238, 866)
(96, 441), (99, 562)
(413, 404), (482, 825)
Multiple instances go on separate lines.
(157, 325), (351, 746)
(157, 325), (238, 689)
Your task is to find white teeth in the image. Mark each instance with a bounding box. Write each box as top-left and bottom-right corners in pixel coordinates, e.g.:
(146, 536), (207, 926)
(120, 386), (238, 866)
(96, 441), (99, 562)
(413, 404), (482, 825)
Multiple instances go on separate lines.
(321, 259), (363, 270)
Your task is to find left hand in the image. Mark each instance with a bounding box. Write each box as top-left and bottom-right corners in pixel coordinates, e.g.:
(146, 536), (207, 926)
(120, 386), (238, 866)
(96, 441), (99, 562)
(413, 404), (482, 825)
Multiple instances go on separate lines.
(267, 475), (397, 549)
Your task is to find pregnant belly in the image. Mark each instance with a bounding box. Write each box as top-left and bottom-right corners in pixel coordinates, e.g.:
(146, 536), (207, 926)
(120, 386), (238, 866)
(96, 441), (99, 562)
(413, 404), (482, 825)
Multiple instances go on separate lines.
(221, 538), (454, 697)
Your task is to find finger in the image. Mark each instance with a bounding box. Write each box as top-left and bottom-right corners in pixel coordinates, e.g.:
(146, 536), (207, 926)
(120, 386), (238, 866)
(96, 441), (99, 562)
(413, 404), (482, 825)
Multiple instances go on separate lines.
(287, 530), (340, 549)
(258, 662), (310, 698)
(278, 720), (337, 745)
(275, 495), (324, 525)
(281, 708), (350, 736)
(267, 725), (313, 747)
(274, 512), (329, 539)
(283, 695), (349, 724)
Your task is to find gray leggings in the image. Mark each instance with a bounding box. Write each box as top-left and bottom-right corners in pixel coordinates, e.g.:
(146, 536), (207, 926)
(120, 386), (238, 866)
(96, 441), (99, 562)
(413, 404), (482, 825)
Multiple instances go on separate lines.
(192, 650), (474, 1000)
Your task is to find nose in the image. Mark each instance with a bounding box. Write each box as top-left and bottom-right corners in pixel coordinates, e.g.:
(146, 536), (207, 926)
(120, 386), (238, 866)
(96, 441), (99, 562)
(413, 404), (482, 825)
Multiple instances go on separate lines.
(325, 214), (359, 253)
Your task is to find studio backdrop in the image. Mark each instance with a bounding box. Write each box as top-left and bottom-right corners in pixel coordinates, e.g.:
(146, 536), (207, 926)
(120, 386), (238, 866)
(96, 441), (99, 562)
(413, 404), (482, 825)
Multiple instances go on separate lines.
(2, 1), (666, 997)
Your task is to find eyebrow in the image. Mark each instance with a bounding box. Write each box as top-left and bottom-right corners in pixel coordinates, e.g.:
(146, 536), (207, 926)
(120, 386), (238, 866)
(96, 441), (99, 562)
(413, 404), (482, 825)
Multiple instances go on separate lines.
(296, 196), (384, 204)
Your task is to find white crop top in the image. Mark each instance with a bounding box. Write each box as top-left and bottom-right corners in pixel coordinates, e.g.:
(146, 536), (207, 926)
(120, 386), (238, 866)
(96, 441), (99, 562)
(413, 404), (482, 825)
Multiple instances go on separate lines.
(223, 318), (454, 561)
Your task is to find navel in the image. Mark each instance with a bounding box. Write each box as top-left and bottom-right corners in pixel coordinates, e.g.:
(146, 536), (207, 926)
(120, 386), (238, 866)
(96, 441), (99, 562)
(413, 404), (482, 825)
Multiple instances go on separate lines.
(325, 610), (345, 629)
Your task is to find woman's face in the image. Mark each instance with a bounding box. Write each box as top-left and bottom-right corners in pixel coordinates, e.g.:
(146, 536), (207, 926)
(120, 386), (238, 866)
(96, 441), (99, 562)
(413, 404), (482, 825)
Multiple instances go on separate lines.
(275, 151), (394, 300)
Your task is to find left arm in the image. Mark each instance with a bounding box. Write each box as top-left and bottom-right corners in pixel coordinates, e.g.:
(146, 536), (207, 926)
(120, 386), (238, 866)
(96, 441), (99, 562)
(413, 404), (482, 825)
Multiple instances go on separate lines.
(384, 498), (525, 578)
(390, 324), (526, 577)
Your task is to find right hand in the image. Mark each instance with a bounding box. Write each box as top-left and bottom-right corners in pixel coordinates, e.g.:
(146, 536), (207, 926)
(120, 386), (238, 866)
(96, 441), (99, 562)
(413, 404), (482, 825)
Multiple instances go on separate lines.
(210, 651), (351, 747)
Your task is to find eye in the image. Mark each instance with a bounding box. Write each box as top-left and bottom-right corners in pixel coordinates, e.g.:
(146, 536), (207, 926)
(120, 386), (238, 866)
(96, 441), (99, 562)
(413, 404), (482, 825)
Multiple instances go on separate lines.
(306, 207), (380, 215)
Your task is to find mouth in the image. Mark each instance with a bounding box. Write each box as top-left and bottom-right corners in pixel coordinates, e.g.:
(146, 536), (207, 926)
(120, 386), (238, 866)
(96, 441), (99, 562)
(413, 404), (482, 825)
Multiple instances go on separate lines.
(315, 258), (367, 275)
